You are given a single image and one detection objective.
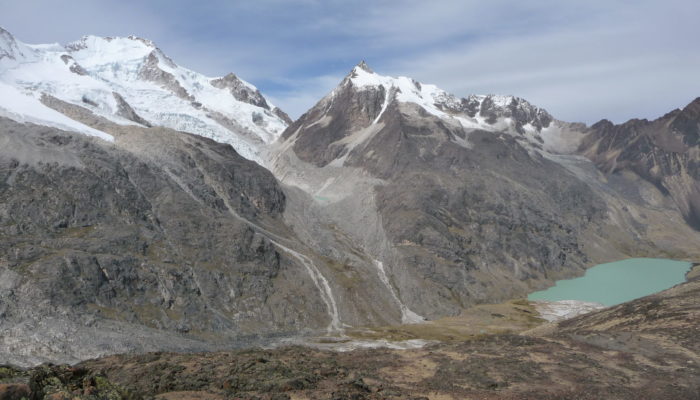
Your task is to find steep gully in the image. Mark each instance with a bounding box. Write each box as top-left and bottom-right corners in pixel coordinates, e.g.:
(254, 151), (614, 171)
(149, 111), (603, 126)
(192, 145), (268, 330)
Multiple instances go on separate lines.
(182, 166), (344, 333)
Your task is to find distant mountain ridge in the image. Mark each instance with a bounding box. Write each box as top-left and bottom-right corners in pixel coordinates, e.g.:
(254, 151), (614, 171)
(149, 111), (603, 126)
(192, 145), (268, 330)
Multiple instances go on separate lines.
(581, 97), (700, 229)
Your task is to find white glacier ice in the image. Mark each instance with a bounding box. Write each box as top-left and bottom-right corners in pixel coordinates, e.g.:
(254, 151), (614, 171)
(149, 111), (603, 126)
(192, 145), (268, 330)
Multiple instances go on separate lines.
(0, 29), (288, 163)
(0, 82), (113, 141)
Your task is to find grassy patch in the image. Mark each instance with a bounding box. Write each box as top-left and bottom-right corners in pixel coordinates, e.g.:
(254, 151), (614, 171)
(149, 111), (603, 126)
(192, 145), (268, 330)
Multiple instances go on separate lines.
(346, 298), (547, 342)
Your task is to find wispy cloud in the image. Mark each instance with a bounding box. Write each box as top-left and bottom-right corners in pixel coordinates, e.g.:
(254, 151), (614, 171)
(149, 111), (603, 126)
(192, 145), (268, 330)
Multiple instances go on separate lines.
(2, 0), (698, 122)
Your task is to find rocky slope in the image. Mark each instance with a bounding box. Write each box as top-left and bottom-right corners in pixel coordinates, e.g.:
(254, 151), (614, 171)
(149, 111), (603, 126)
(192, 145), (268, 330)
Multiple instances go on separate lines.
(0, 115), (348, 366)
(2, 275), (698, 399)
(580, 97), (700, 229)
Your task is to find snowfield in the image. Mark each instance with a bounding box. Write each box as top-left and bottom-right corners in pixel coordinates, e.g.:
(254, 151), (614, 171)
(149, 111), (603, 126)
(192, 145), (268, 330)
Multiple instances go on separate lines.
(0, 28), (287, 163)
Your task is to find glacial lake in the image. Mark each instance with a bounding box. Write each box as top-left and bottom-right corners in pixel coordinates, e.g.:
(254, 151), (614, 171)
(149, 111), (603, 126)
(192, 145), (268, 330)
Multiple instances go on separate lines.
(528, 258), (693, 306)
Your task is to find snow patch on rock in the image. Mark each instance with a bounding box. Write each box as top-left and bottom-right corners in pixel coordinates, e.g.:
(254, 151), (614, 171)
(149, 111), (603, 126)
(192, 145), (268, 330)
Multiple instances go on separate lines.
(532, 300), (606, 322)
(0, 82), (113, 141)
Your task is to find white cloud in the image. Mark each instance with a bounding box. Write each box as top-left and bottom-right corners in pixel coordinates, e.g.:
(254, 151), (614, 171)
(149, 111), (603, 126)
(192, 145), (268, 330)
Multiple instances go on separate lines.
(374, 0), (700, 123)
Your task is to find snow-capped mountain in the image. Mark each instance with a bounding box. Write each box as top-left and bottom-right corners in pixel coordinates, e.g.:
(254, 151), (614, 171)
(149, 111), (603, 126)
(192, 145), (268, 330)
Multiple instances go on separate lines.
(269, 60), (700, 337)
(346, 61), (554, 136)
(274, 62), (582, 170)
(280, 61), (581, 169)
(0, 27), (289, 163)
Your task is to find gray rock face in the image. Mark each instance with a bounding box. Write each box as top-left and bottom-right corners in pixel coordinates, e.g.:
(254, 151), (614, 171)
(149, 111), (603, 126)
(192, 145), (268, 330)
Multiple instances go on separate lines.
(211, 73), (270, 109)
(138, 51), (194, 101)
(207, 74), (293, 125)
(0, 117), (339, 365)
(272, 108), (293, 125)
(59, 54), (89, 76)
(0, 27), (24, 61)
(580, 98), (700, 229)
(281, 78), (387, 167)
(112, 92), (151, 127)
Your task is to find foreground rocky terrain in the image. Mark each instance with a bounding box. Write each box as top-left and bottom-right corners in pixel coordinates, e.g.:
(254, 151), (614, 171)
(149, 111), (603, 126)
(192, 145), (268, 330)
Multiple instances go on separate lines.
(2, 271), (698, 399)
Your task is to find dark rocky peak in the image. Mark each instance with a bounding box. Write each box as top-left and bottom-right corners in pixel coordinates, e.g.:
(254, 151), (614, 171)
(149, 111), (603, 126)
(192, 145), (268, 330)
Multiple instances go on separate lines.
(580, 97), (700, 228)
(278, 65), (394, 166)
(354, 60), (374, 74)
(658, 108), (683, 122)
(462, 94), (553, 133)
(211, 73), (270, 110)
(65, 34), (177, 68)
(0, 26), (14, 47)
(138, 51), (193, 101)
(0, 26), (30, 63)
(674, 97), (700, 124)
(683, 96), (700, 110)
(590, 118), (615, 130)
(273, 108), (293, 124)
(670, 97), (700, 146)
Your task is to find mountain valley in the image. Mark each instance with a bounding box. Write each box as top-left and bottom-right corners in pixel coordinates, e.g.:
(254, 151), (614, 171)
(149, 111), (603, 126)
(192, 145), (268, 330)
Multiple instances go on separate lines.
(0, 27), (699, 398)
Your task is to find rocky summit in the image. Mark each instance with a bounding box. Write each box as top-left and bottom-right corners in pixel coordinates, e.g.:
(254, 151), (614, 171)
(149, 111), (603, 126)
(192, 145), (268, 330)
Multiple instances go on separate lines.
(0, 26), (699, 399)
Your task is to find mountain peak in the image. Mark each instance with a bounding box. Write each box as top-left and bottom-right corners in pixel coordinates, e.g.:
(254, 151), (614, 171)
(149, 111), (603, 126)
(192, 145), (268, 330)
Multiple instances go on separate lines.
(71, 34), (156, 48)
(354, 60), (373, 73)
(683, 97), (700, 112)
(126, 35), (157, 48)
(65, 34), (161, 65)
(0, 26), (34, 66)
(0, 28), (290, 163)
(0, 26), (16, 55)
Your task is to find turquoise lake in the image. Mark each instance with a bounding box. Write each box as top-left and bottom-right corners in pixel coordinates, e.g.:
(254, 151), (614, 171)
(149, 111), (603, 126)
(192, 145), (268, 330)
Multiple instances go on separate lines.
(528, 258), (693, 306)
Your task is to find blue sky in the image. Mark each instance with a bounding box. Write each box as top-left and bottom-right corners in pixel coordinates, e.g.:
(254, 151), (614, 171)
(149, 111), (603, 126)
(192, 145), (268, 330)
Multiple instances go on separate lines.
(2, 0), (699, 123)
